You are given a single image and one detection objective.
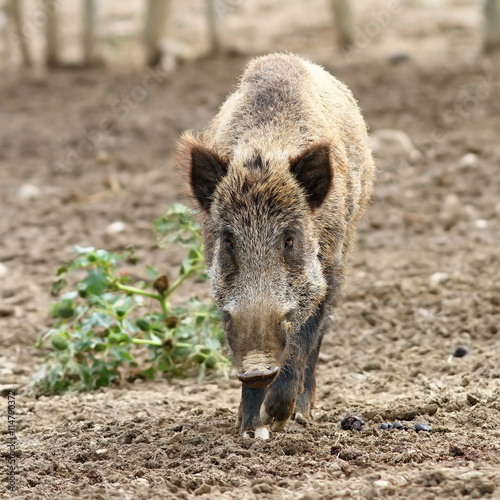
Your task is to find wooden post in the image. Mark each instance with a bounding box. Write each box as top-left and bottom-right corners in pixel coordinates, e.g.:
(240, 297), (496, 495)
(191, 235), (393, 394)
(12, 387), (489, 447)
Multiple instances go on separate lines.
(144, 0), (172, 67)
(330, 0), (355, 50)
(484, 0), (500, 53)
(9, 0), (33, 67)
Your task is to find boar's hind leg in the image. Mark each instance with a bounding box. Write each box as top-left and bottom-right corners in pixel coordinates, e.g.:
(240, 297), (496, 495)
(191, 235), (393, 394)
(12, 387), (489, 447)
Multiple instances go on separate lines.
(238, 385), (269, 439)
(294, 333), (324, 424)
(260, 303), (326, 433)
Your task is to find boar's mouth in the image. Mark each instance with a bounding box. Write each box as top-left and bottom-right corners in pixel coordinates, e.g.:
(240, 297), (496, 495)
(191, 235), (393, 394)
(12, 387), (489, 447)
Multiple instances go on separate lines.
(236, 365), (279, 388)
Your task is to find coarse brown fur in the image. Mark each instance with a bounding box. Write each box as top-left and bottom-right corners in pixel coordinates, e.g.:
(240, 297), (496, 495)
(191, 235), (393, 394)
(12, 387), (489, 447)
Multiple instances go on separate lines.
(176, 53), (375, 436)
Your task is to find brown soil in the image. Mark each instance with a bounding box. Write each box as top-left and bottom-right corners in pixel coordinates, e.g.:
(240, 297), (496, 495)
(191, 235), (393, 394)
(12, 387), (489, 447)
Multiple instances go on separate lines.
(1, 0), (500, 498)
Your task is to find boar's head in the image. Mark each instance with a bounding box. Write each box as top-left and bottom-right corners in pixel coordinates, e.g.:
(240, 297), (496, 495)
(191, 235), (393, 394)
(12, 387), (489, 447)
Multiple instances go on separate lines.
(184, 139), (332, 388)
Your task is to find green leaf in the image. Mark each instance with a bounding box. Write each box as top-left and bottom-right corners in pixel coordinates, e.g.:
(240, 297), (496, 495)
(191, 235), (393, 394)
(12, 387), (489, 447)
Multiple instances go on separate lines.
(82, 269), (110, 296)
(124, 246), (138, 265)
(51, 332), (69, 350)
(193, 353), (206, 364)
(141, 366), (157, 380)
(115, 307), (127, 319)
(136, 318), (150, 332)
(51, 278), (68, 296)
(204, 355), (217, 369)
(51, 298), (75, 319)
(146, 265), (158, 280)
(56, 264), (69, 276)
(87, 253), (97, 263)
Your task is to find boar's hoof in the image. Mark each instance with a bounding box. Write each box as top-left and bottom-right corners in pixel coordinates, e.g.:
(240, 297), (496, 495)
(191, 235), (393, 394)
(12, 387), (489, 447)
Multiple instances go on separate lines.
(237, 366), (279, 388)
(294, 412), (309, 426)
(242, 426), (270, 440)
(260, 406), (291, 432)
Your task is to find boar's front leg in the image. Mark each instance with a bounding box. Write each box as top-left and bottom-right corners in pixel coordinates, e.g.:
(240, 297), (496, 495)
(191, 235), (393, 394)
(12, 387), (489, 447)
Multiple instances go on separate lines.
(237, 386), (269, 439)
(260, 303), (326, 433)
(294, 333), (324, 423)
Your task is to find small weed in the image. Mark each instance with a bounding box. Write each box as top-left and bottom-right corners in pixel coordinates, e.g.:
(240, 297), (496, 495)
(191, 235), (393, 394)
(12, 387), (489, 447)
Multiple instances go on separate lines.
(30, 204), (229, 396)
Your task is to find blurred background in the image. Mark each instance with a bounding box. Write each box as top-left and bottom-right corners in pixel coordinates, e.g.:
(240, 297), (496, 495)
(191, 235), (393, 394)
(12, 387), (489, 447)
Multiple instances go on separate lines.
(1, 2), (499, 497)
(1, 0), (500, 68)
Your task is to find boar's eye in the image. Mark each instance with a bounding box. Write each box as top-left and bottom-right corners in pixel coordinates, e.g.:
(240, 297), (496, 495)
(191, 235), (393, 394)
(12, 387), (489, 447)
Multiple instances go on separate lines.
(284, 236), (293, 250)
(224, 238), (235, 253)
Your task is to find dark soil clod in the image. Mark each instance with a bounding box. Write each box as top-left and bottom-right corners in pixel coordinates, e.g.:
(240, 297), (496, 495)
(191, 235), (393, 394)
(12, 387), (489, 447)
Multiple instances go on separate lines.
(453, 345), (469, 358)
(340, 415), (365, 431)
(414, 423), (432, 432)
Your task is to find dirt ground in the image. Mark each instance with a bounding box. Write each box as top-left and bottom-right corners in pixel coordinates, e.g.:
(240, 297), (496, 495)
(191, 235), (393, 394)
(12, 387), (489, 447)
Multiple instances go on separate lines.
(1, 0), (500, 498)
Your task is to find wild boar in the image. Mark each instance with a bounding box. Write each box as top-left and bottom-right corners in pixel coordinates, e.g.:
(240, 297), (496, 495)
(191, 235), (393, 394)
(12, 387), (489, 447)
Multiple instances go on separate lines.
(177, 53), (375, 439)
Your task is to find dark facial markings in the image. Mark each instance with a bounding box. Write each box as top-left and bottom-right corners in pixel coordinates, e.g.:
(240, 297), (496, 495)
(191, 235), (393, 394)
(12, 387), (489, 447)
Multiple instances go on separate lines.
(218, 231), (238, 286)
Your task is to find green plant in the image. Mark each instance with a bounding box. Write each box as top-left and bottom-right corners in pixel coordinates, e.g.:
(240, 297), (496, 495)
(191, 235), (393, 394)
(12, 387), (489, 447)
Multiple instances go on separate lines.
(30, 204), (229, 396)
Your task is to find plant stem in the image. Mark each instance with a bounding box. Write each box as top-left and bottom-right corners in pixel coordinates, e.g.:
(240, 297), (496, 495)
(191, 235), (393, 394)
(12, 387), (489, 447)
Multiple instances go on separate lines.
(164, 265), (205, 299)
(114, 263), (203, 320)
(115, 282), (162, 301)
(159, 295), (169, 318)
(132, 338), (163, 346)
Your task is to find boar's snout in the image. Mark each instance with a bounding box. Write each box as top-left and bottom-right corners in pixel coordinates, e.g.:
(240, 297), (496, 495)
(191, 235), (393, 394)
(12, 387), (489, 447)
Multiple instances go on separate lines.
(236, 351), (280, 388)
(225, 306), (290, 388)
(237, 364), (279, 388)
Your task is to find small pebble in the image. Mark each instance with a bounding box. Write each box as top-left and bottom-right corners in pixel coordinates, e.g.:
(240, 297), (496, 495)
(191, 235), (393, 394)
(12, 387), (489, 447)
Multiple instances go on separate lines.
(0, 385), (21, 397)
(467, 393), (480, 406)
(449, 444), (465, 456)
(132, 478), (150, 488)
(474, 219), (488, 229)
(97, 151), (111, 164)
(340, 415), (364, 431)
(379, 423), (392, 430)
(391, 421), (404, 430)
(458, 152), (478, 169)
(429, 272), (449, 287)
(18, 183), (41, 201)
(388, 53), (411, 65)
(106, 221), (126, 234)
(414, 423), (432, 432)
(453, 345), (469, 358)
(194, 484), (212, 496)
(0, 306), (14, 318)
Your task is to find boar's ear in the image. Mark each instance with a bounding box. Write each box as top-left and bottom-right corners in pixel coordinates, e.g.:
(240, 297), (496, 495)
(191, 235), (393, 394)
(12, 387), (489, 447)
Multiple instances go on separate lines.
(290, 144), (332, 209)
(190, 146), (228, 210)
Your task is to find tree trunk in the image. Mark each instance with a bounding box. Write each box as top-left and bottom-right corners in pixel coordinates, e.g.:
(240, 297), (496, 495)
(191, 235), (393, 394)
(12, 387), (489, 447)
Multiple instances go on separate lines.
(144, 0), (172, 67)
(484, 0), (500, 53)
(206, 0), (223, 54)
(42, 0), (60, 67)
(9, 0), (32, 67)
(330, 0), (355, 50)
(83, 0), (100, 66)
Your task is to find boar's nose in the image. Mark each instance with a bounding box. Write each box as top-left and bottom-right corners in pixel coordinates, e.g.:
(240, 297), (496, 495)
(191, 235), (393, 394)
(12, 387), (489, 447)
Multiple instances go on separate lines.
(237, 365), (279, 388)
